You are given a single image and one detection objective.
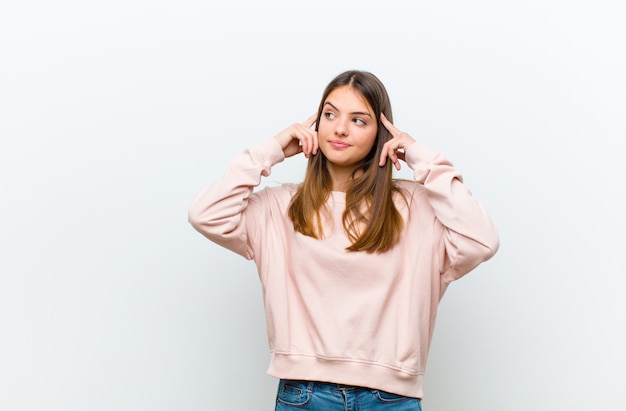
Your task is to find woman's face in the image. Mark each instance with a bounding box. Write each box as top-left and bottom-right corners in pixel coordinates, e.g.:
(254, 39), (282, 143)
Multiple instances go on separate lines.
(317, 86), (378, 174)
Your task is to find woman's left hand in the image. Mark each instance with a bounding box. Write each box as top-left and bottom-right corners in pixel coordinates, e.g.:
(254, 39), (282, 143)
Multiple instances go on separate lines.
(378, 113), (416, 170)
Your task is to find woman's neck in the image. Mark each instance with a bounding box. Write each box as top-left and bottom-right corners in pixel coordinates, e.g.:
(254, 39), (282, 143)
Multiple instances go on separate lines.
(328, 165), (363, 192)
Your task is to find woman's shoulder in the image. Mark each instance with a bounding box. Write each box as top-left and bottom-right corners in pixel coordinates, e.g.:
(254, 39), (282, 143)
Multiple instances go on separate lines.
(253, 182), (300, 201)
(393, 178), (423, 194)
(393, 179), (428, 209)
(391, 179), (435, 224)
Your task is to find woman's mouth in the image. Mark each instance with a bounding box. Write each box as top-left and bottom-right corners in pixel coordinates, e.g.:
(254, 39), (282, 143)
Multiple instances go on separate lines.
(330, 140), (350, 149)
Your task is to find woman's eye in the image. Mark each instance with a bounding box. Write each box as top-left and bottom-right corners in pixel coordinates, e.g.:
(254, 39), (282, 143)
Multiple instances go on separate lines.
(354, 118), (366, 126)
(324, 112), (335, 119)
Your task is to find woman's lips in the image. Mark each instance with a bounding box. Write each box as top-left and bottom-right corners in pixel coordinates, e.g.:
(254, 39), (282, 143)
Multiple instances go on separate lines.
(330, 140), (350, 149)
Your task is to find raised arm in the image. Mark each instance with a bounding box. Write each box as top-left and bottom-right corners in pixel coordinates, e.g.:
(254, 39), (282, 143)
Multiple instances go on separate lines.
(188, 115), (318, 258)
(380, 113), (499, 282)
(188, 137), (285, 258)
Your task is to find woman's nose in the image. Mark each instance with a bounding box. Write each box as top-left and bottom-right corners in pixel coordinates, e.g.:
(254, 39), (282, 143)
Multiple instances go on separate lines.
(335, 119), (348, 136)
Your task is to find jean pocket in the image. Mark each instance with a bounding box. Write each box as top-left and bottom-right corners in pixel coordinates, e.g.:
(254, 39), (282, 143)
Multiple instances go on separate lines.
(276, 380), (311, 407)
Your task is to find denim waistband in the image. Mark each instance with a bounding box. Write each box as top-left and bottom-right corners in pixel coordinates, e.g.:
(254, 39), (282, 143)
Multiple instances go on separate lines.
(285, 380), (372, 393)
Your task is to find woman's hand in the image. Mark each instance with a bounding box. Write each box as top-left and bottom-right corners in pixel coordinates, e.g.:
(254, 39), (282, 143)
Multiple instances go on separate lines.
(379, 113), (416, 170)
(274, 113), (318, 159)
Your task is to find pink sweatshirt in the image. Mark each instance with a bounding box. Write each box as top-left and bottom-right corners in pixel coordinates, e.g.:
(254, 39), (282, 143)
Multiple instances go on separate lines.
(188, 137), (499, 398)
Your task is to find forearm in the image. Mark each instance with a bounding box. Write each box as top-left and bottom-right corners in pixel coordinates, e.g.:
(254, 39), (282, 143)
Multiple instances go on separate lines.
(188, 137), (285, 257)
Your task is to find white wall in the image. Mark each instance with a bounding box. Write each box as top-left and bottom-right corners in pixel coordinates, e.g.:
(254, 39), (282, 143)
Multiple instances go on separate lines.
(1, 1), (624, 410)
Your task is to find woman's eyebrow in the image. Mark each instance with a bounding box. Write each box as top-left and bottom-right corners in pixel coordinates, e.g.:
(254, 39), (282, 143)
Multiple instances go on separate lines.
(323, 101), (372, 117)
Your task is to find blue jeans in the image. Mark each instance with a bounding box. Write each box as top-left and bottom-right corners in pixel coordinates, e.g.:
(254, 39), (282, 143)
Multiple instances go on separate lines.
(275, 380), (422, 411)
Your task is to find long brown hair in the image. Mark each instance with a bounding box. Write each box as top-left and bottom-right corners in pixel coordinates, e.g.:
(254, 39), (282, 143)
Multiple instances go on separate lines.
(288, 70), (405, 253)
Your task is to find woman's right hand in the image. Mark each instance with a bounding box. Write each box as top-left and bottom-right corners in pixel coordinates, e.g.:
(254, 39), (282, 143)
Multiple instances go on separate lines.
(274, 113), (318, 159)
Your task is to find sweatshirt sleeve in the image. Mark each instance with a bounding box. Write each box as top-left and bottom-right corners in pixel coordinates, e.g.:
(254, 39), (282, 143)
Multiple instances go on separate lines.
(404, 141), (500, 283)
(188, 137), (285, 259)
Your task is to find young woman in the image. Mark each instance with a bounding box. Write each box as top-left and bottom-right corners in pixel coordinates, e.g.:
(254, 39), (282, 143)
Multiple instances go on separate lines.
(188, 70), (499, 410)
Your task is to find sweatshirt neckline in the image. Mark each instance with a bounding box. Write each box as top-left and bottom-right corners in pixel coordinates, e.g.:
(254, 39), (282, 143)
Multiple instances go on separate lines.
(330, 191), (346, 203)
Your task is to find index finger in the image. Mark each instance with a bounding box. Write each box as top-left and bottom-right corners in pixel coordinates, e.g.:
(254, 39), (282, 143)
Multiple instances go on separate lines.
(380, 113), (400, 136)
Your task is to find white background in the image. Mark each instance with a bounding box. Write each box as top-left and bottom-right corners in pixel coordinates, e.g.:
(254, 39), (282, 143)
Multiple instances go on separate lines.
(1, 1), (624, 410)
